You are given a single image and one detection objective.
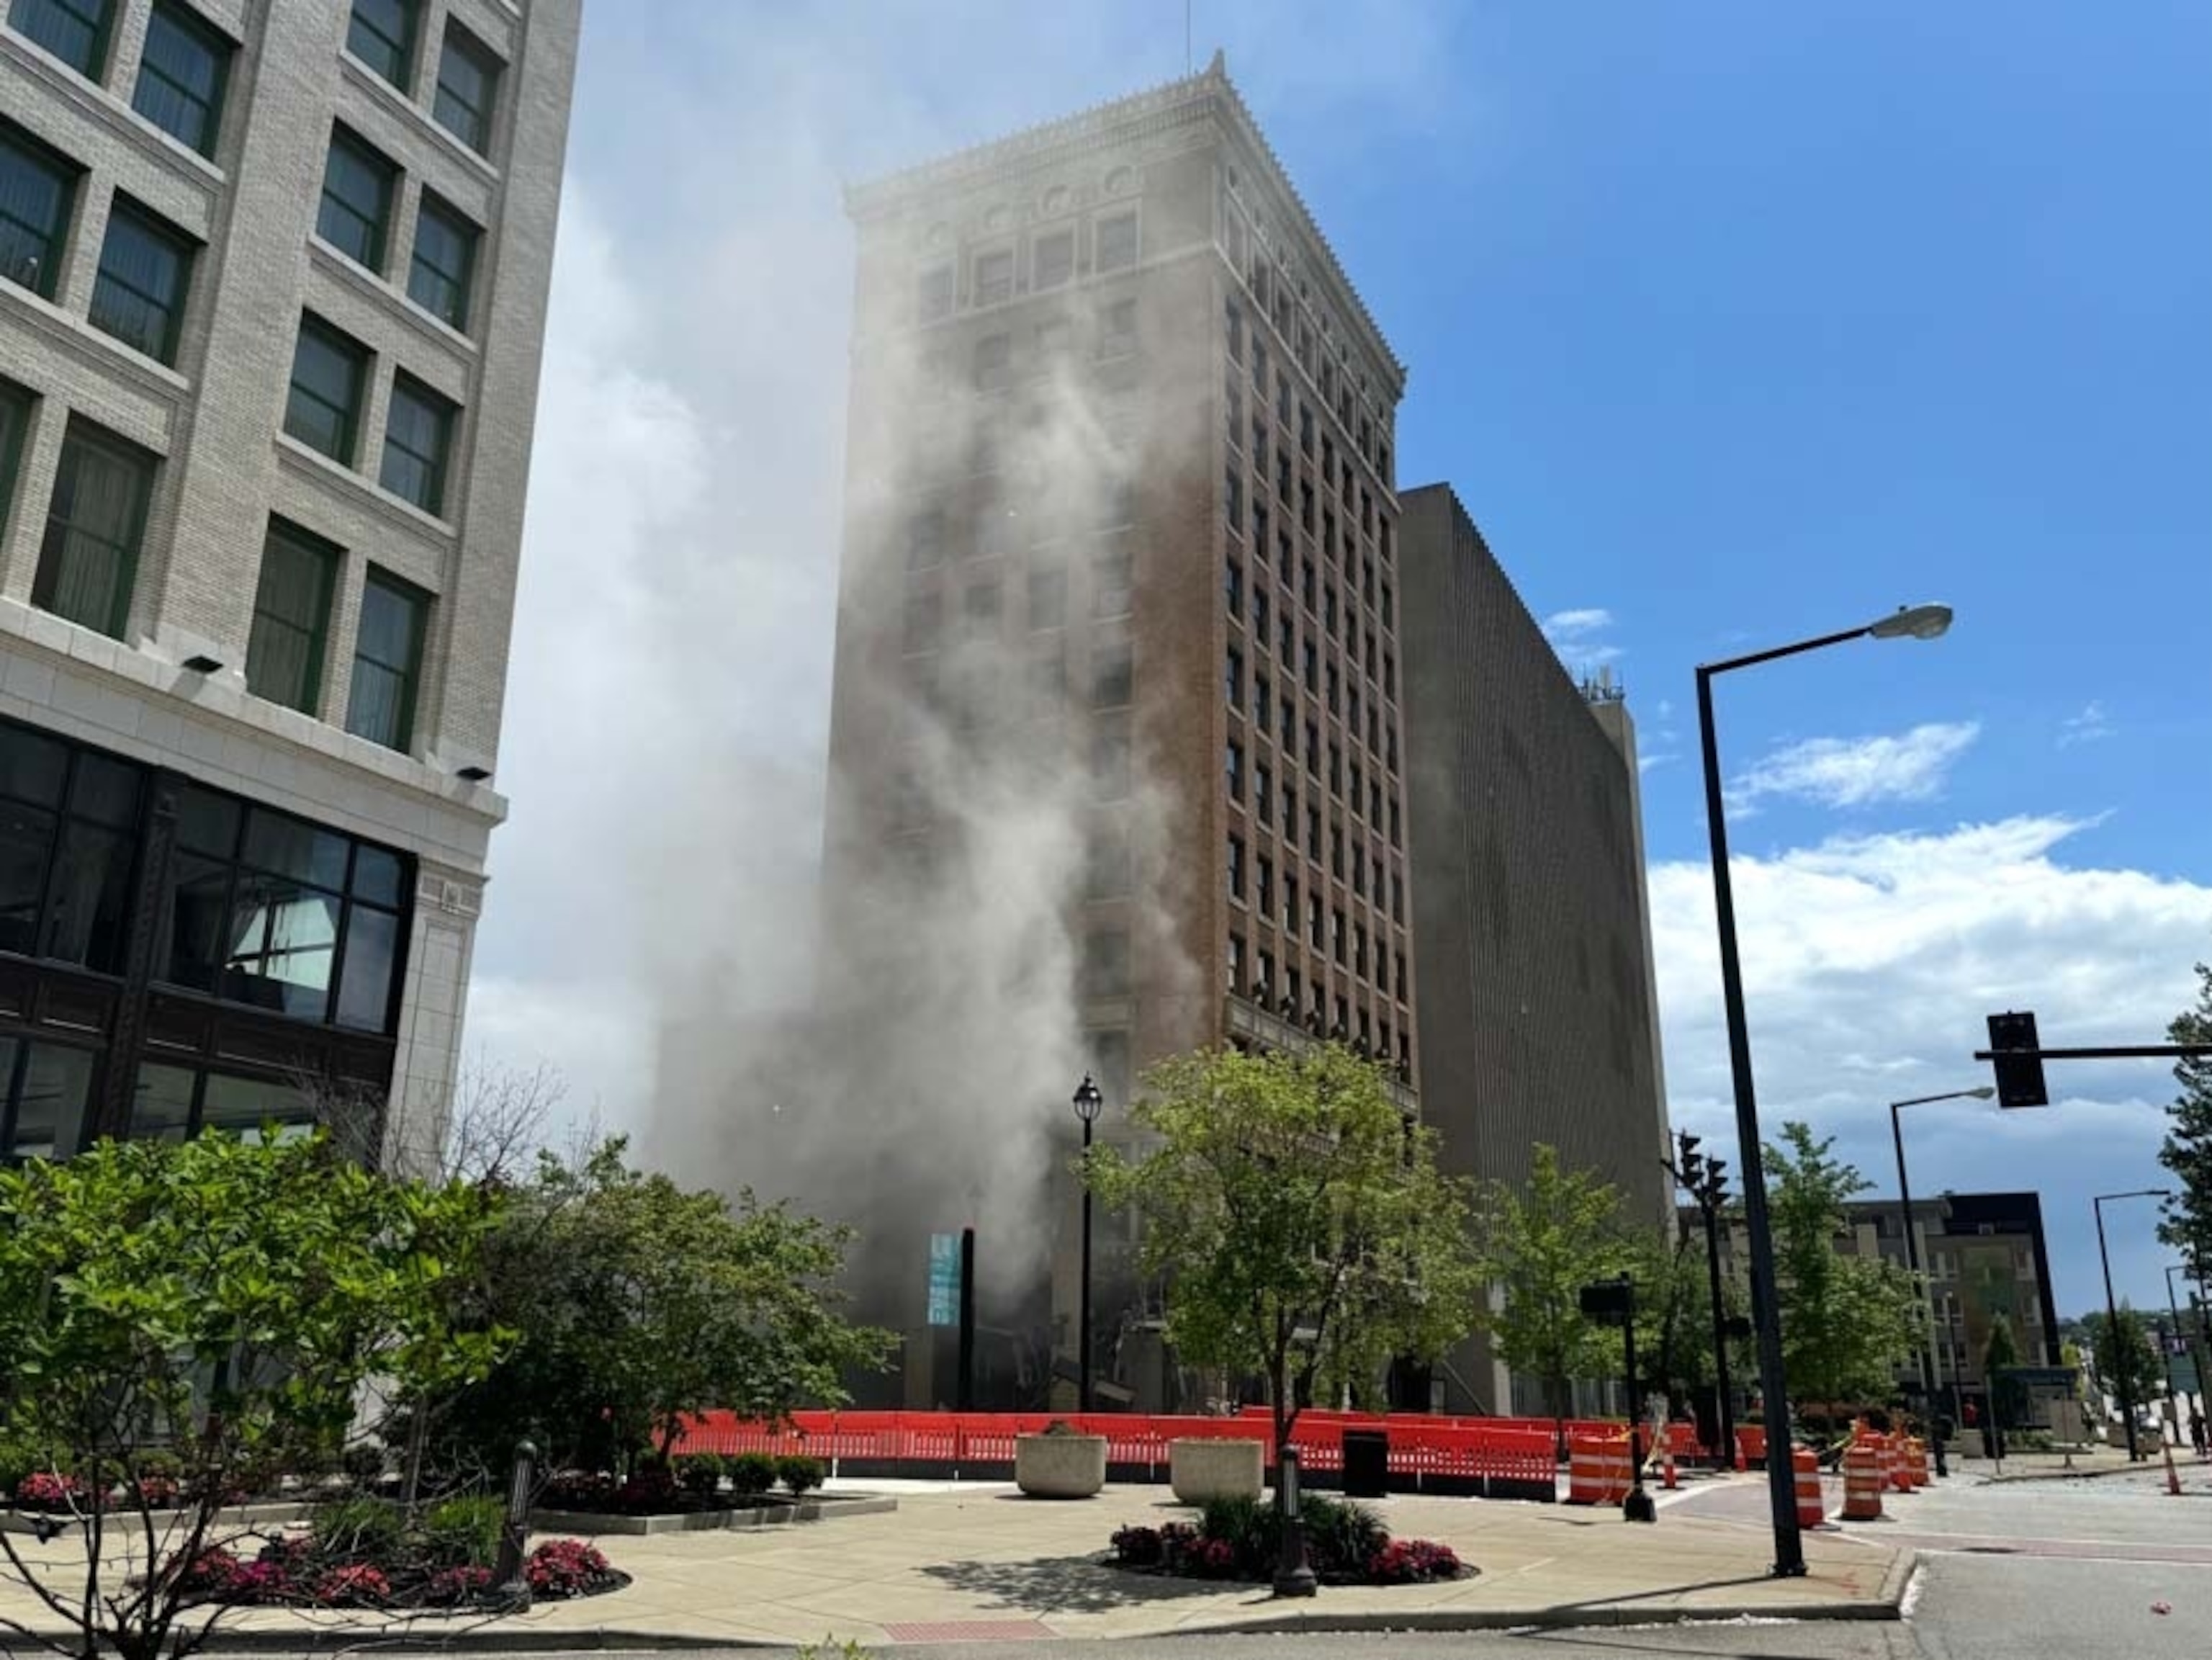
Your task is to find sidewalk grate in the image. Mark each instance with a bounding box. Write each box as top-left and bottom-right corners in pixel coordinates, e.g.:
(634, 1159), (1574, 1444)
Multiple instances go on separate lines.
(880, 1619), (1059, 1643)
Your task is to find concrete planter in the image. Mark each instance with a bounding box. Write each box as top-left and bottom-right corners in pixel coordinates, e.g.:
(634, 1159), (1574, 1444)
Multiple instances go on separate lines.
(1169, 1437), (1264, 1504)
(1013, 1434), (1107, 1499)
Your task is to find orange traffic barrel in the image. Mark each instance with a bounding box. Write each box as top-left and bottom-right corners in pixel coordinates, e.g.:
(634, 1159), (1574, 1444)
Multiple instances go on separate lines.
(1565, 1432), (1633, 1505)
(1841, 1443), (1884, 1521)
(1791, 1444), (1825, 1527)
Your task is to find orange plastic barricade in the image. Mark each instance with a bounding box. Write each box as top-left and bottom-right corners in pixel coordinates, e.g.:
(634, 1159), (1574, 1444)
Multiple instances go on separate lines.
(1565, 1433), (1633, 1505)
(1841, 1444), (1884, 1521)
(1905, 1437), (1929, 1489)
(1887, 1435), (1913, 1494)
(1791, 1445), (1825, 1527)
(1736, 1425), (1766, 1469)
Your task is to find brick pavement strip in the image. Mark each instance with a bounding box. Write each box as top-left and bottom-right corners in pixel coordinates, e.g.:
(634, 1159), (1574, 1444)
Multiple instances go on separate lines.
(0, 1481), (1906, 1650)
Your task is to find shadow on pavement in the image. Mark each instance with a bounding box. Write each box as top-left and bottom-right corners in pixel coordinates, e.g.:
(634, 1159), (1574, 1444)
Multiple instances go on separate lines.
(920, 1554), (1259, 1615)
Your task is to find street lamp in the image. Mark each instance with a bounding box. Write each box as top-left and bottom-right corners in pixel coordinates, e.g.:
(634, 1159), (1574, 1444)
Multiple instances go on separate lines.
(1888, 1085), (2001, 1477)
(1697, 602), (1953, 1578)
(1072, 1074), (1105, 1414)
(2092, 1188), (2170, 1462)
(1669, 1132), (1737, 1468)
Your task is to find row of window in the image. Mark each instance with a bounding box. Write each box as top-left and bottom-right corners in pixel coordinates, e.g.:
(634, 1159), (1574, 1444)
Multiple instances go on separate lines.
(918, 207), (1138, 323)
(8, 0), (228, 156)
(1225, 930), (1412, 1074)
(904, 534), (1135, 650)
(0, 717), (410, 1032)
(1226, 552), (1399, 748)
(1226, 650), (1401, 827)
(0, 1033), (318, 1163)
(318, 120), (482, 332)
(346, 0), (503, 157)
(284, 310), (459, 518)
(1226, 737), (1406, 913)
(1226, 830), (1406, 996)
(0, 385), (429, 749)
(1226, 330), (1393, 537)
(968, 300), (1140, 394)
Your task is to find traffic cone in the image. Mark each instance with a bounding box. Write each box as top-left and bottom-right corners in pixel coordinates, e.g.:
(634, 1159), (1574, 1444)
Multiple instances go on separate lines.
(2164, 1440), (2182, 1497)
(1663, 1445), (1678, 1489)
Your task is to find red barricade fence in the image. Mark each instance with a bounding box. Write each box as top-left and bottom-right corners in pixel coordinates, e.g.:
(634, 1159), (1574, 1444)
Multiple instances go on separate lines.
(677, 1410), (1562, 1499)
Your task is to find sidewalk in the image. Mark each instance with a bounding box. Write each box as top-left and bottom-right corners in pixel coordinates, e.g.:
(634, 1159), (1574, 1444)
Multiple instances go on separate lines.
(0, 1477), (1907, 1649)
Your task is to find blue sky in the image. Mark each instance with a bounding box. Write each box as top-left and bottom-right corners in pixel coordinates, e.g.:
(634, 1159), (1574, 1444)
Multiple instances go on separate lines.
(473, 2), (2212, 1327)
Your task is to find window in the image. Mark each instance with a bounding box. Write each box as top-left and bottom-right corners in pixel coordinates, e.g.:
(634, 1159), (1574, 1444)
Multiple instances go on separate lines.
(32, 421), (149, 640)
(1227, 834), (1244, 901)
(1095, 210), (1137, 272)
(907, 507), (945, 570)
(1251, 337), (1267, 390)
(408, 193), (477, 330)
(1225, 297), (1242, 362)
(1274, 452), (1291, 503)
(1299, 479), (1316, 531)
(1027, 560), (1066, 629)
(1084, 824), (1130, 899)
(1254, 761), (1272, 820)
(1388, 795), (1402, 848)
(1332, 908), (1346, 966)
(1286, 965), (1302, 1012)
(1092, 640), (1132, 709)
(89, 198), (192, 364)
(1301, 558), (1317, 610)
(901, 588), (940, 654)
(1391, 872), (1404, 923)
(1298, 402), (1314, 455)
(346, 569), (426, 752)
(1256, 946), (1274, 1001)
(318, 126), (395, 272)
(1226, 933), (1244, 995)
(1033, 229), (1073, 290)
(0, 381), (28, 526)
(0, 122), (75, 300)
(8, 0), (110, 79)
(1099, 298), (1136, 358)
(1092, 724), (1131, 799)
(1226, 737), (1242, 801)
(132, 1), (228, 156)
(346, 0), (415, 89)
(1224, 467), (1242, 534)
(1300, 640), (1316, 693)
(1380, 580), (1394, 627)
(246, 520), (336, 716)
(1304, 719), (1320, 778)
(1330, 824), (1344, 879)
(1093, 544), (1133, 619)
(917, 264), (953, 323)
(1328, 742), (1343, 796)
(961, 578), (1000, 638)
(1395, 949), (1408, 1000)
(973, 247), (1012, 305)
(379, 374), (455, 516)
(1278, 696), (1294, 754)
(1083, 927), (1130, 1000)
(433, 24), (500, 153)
(973, 332), (1012, 391)
(0, 722), (139, 974)
(156, 784), (409, 1031)
(1305, 803), (1320, 858)
(1283, 873), (1298, 934)
(1226, 557), (1242, 613)
(1225, 645), (1242, 709)
(284, 316), (372, 464)
(1253, 586), (1270, 644)
(1, 1041), (94, 1162)
(1308, 894), (1323, 949)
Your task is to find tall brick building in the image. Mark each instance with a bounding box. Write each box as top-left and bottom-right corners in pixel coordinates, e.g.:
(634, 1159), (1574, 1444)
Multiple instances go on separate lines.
(0, 0), (577, 1168)
(821, 56), (1664, 1412)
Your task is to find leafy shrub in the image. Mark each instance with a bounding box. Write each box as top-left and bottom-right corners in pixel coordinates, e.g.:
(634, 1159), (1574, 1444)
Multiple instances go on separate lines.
(1110, 1523), (1164, 1566)
(1196, 1494), (1273, 1575)
(310, 1495), (406, 1563)
(778, 1455), (825, 1497)
(611, 1466), (681, 1513)
(677, 1453), (724, 1499)
(726, 1452), (780, 1497)
(1367, 1538), (1462, 1584)
(1298, 1494), (1388, 1579)
(525, 1538), (611, 1598)
(539, 1470), (615, 1511)
(422, 1494), (505, 1568)
(127, 1473), (180, 1508)
(14, 1471), (87, 1511)
(425, 1565), (494, 1605)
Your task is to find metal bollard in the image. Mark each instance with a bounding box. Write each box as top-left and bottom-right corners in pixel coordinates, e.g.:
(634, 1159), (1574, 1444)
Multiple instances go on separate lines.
(1272, 1445), (1316, 1598)
(494, 1439), (538, 1600)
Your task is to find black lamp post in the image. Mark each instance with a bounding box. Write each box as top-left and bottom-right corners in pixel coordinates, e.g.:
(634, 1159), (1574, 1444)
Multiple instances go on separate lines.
(1670, 1131), (1736, 1469)
(2093, 1188), (2170, 1462)
(1072, 1074), (1104, 1414)
(1887, 1085), (2000, 1478)
(1696, 601), (1953, 1578)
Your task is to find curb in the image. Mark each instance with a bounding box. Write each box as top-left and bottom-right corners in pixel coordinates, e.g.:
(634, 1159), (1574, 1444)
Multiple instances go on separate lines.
(78, 1550), (1920, 1651)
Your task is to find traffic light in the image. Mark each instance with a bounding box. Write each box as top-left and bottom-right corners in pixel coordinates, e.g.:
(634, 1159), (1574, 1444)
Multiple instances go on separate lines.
(1987, 1010), (2049, 1108)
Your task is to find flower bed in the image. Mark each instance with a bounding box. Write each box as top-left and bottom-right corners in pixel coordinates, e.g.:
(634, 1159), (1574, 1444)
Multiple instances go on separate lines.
(1107, 1495), (1467, 1588)
(536, 1453), (824, 1517)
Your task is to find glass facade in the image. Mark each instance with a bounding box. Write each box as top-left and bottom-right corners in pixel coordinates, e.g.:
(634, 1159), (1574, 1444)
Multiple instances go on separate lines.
(132, 1), (229, 157)
(0, 719), (411, 1160)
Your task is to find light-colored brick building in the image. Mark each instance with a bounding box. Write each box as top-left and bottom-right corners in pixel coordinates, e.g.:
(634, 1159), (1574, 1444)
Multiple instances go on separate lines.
(0, 0), (577, 1168)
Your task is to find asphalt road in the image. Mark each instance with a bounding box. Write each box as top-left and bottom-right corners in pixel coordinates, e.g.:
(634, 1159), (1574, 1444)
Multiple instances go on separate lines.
(496, 1468), (2211, 1660)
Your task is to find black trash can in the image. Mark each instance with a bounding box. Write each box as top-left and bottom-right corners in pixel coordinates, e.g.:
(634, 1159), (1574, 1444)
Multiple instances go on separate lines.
(1342, 1429), (1388, 1498)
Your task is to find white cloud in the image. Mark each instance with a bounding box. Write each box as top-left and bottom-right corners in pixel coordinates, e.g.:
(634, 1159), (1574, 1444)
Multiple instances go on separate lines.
(2059, 700), (2113, 748)
(1545, 608), (1614, 637)
(1726, 721), (1979, 815)
(1650, 815), (2212, 1314)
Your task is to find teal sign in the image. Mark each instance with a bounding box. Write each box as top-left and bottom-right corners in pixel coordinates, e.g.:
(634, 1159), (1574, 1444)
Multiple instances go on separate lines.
(927, 1232), (961, 1327)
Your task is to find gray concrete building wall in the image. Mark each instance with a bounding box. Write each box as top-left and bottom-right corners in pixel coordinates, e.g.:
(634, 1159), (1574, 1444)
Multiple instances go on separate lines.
(0, 0), (577, 1167)
(1398, 483), (1670, 1409)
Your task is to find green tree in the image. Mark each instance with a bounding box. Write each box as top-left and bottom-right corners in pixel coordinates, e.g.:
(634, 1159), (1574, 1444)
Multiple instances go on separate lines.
(1983, 1311), (2026, 1428)
(2083, 1304), (2162, 1432)
(1763, 1122), (1922, 1406)
(2157, 961), (2212, 1271)
(435, 1138), (893, 1471)
(0, 1130), (507, 1660)
(1084, 1044), (1485, 1467)
(1472, 1144), (1637, 1444)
